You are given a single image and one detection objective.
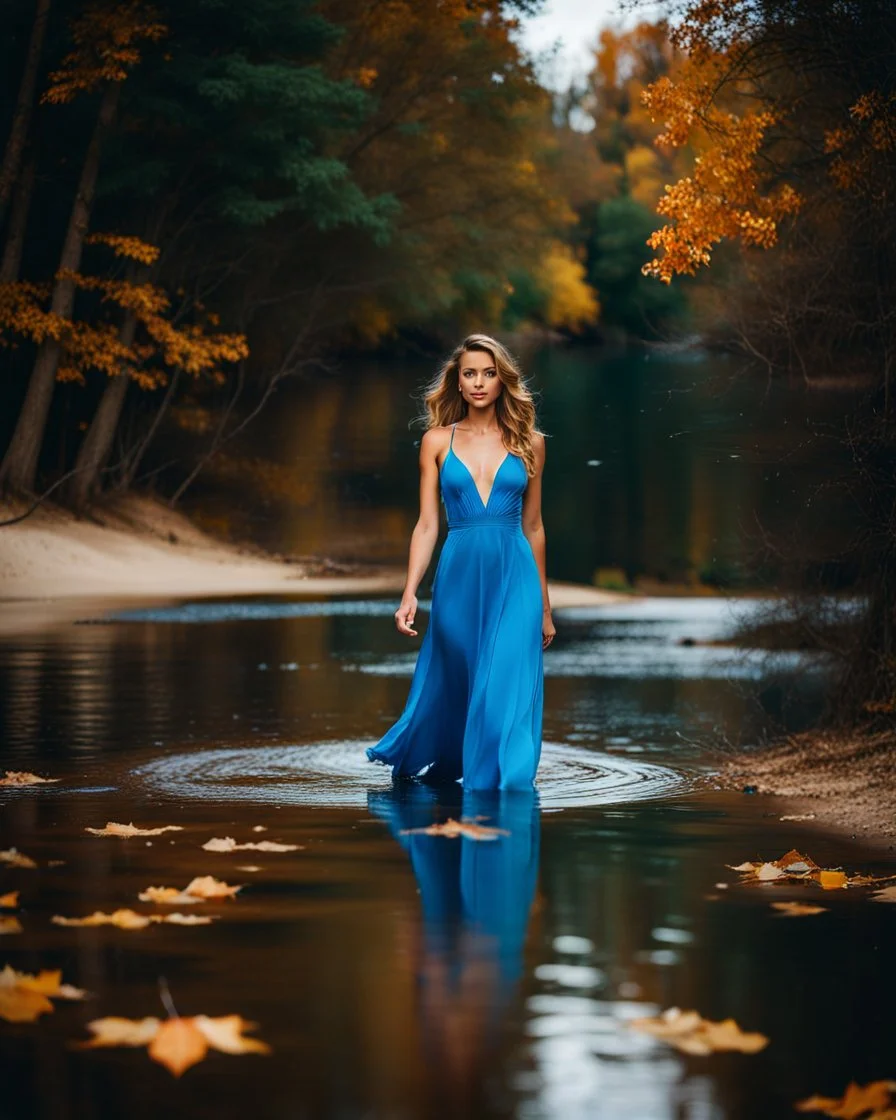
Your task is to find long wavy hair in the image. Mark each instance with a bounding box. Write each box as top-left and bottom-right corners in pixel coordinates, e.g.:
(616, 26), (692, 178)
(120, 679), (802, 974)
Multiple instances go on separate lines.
(418, 333), (544, 477)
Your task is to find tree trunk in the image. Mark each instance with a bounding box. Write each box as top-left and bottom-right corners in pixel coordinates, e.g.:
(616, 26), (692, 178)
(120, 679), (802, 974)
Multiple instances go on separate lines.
(65, 310), (137, 511)
(0, 81), (120, 495)
(0, 0), (51, 225)
(0, 143), (37, 284)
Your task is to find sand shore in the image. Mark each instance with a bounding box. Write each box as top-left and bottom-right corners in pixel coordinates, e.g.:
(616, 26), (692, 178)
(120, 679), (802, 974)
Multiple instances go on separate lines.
(0, 494), (629, 633)
(717, 728), (896, 850)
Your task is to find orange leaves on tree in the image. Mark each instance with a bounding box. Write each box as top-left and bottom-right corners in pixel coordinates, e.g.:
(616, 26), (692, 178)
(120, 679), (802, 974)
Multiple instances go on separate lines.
(85, 233), (160, 265)
(75, 1012), (270, 1076)
(42, 1), (167, 105)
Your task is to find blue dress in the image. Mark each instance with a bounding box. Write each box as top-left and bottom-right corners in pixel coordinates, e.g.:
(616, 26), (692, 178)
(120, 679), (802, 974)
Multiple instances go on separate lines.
(367, 422), (544, 789)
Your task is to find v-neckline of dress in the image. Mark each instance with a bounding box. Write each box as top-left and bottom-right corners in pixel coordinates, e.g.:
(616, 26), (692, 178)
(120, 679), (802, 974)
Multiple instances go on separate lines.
(445, 444), (511, 512)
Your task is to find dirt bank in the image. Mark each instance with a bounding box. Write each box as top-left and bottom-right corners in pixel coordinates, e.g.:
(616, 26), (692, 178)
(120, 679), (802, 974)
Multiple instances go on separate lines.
(718, 728), (896, 847)
(0, 494), (628, 633)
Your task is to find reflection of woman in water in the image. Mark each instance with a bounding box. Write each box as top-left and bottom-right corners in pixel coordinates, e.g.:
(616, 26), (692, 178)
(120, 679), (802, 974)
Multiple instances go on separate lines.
(368, 784), (541, 1111)
(366, 334), (553, 791)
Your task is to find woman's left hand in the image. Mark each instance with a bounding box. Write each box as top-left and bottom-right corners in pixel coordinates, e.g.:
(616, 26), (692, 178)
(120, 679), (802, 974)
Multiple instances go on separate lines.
(542, 608), (555, 650)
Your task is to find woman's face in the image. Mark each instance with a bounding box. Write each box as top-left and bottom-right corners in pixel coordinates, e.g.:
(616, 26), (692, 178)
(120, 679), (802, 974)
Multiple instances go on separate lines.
(457, 349), (503, 410)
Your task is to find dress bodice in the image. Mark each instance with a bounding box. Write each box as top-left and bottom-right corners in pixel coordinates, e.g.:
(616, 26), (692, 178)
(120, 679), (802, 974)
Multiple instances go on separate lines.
(439, 429), (527, 529)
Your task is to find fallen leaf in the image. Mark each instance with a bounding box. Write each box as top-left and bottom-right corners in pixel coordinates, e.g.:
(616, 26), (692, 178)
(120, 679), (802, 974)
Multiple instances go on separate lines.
(0, 848), (37, 868)
(775, 849), (820, 873)
(871, 886), (896, 903)
(182, 876), (242, 900)
(816, 870), (848, 891)
(795, 1079), (896, 1117)
(0, 892), (19, 908)
(726, 850), (888, 890)
(630, 1006), (768, 1055)
(138, 887), (202, 905)
(138, 877), (242, 904)
(201, 836), (301, 853)
(399, 817), (510, 841)
(51, 908), (216, 930)
(0, 964), (87, 1023)
(251, 826), (267, 833)
(0, 917), (23, 935)
(53, 909), (154, 930)
(770, 901), (828, 917)
(75, 1013), (270, 1076)
(85, 822), (184, 838)
(0, 771), (61, 786)
(780, 813), (816, 821)
(235, 865), (262, 873)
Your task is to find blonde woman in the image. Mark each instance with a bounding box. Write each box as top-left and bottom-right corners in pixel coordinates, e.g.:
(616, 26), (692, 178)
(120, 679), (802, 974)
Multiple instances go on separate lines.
(366, 333), (554, 789)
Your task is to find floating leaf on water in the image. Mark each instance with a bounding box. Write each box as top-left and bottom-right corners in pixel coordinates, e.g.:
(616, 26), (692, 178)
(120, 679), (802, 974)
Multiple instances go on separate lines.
(202, 836), (301, 853)
(871, 886), (896, 903)
(75, 1012), (270, 1076)
(0, 848), (37, 869)
(235, 865), (262, 873)
(0, 771), (61, 786)
(138, 877), (242, 904)
(0, 964), (88, 1023)
(85, 822), (185, 838)
(399, 817), (510, 841)
(0, 917), (23, 935)
(780, 813), (816, 821)
(795, 1078), (896, 1116)
(726, 850), (888, 889)
(138, 887), (201, 905)
(770, 901), (828, 917)
(0, 892), (20, 908)
(629, 1006), (768, 1055)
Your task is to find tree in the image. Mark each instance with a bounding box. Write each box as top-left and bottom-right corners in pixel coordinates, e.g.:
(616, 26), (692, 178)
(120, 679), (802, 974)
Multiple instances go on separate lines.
(0, 0), (165, 495)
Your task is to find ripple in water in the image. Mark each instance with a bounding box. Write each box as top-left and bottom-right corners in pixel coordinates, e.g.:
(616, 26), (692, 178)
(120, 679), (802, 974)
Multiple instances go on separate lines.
(132, 741), (688, 810)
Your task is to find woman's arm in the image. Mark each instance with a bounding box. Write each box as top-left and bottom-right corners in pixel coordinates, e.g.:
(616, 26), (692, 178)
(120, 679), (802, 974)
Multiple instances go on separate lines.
(395, 428), (445, 636)
(521, 434), (555, 648)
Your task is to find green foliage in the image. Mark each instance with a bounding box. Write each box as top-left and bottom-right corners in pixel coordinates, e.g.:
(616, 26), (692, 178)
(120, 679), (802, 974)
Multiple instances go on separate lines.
(587, 196), (687, 337)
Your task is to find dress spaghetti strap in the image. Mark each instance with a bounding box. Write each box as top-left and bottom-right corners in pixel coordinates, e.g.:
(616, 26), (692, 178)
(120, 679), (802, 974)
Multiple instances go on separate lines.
(449, 422), (456, 450)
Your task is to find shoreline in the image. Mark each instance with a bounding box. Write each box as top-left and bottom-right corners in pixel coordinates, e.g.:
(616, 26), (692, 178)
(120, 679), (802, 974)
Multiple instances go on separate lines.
(716, 728), (896, 852)
(0, 493), (631, 634)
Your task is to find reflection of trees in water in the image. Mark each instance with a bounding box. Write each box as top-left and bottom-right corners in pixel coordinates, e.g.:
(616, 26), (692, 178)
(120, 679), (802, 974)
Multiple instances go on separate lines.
(367, 783), (540, 1114)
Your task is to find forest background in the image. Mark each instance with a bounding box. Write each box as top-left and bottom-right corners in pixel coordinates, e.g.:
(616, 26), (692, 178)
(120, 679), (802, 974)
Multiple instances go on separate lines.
(0, 0), (894, 739)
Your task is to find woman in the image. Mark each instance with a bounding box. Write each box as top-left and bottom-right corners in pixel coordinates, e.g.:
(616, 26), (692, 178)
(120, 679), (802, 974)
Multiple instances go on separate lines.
(366, 333), (554, 789)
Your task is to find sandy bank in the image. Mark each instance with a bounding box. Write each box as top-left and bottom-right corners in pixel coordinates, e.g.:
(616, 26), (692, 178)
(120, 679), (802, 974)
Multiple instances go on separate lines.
(718, 728), (896, 849)
(0, 494), (628, 633)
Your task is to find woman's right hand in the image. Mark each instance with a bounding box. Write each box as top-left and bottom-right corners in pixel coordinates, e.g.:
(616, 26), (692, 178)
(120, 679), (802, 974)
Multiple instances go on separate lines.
(395, 595), (418, 636)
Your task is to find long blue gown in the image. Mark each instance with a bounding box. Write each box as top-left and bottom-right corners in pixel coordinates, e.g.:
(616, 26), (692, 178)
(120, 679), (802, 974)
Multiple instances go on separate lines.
(366, 422), (544, 789)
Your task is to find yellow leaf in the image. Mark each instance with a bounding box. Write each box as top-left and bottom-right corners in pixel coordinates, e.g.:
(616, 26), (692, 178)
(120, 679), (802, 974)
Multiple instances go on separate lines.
(0, 892), (20, 908)
(0, 917), (23, 935)
(817, 870), (848, 891)
(53, 909), (154, 929)
(0, 963), (87, 1022)
(75, 1016), (162, 1049)
(85, 821), (184, 837)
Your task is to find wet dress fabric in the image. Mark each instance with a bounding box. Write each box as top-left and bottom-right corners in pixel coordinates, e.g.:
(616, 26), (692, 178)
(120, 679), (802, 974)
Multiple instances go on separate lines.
(366, 423), (544, 790)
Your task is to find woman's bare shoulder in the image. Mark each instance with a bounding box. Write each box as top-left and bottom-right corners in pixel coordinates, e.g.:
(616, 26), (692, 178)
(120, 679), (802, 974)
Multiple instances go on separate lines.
(420, 425), (453, 462)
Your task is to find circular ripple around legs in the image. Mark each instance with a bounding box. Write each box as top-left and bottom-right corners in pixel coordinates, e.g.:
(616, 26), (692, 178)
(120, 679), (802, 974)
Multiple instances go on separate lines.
(132, 741), (688, 809)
